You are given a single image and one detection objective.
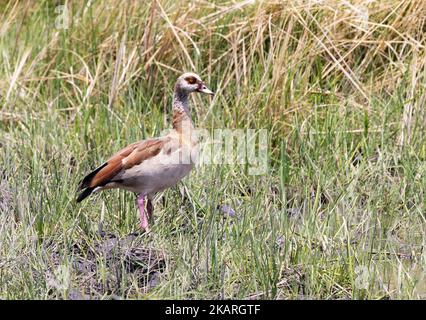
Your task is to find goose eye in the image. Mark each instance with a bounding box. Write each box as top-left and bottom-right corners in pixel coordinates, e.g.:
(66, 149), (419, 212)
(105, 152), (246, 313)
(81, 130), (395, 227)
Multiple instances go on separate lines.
(185, 77), (196, 84)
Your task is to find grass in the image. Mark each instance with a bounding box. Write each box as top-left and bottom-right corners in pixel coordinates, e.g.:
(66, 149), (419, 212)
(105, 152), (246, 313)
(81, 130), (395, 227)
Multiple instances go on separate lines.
(0, 0), (425, 299)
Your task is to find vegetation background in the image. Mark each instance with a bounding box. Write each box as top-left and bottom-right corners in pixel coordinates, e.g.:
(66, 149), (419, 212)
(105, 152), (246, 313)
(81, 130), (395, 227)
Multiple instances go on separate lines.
(0, 0), (425, 299)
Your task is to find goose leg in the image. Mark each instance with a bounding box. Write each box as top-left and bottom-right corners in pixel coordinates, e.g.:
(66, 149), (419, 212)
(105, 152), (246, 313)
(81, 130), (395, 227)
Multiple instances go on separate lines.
(137, 194), (149, 231)
(147, 198), (154, 225)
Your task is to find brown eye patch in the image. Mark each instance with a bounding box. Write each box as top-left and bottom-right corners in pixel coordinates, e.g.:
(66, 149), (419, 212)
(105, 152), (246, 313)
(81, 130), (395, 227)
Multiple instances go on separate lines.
(185, 76), (197, 84)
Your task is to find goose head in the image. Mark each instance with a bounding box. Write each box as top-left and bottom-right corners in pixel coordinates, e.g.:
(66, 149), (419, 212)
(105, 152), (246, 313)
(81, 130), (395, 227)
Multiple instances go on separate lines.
(175, 72), (214, 96)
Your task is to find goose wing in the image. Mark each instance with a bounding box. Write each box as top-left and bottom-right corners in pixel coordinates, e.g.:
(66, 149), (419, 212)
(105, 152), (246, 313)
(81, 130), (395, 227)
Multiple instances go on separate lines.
(76, 138), (168, 202)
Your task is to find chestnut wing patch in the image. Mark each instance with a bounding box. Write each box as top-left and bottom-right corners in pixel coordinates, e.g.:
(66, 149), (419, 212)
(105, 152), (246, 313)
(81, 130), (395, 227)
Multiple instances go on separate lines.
(122, 139), (165, 170)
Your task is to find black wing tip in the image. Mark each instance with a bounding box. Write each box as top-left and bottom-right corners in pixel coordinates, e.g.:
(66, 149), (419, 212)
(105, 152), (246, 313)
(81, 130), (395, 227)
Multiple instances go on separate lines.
(76, 187), (95, 203)
(77, 162), (108, 191)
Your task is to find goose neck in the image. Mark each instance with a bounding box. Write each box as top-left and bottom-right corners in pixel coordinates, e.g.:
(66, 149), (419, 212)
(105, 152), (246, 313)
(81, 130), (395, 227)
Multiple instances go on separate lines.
(172, 88), (193, 131)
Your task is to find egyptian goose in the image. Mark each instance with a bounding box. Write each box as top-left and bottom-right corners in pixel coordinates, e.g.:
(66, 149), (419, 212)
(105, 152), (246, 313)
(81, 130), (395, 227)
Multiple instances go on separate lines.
(76, 72), (214, 231)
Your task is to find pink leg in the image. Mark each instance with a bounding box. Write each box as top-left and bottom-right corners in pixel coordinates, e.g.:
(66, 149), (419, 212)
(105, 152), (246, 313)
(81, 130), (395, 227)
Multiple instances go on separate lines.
(137, 194), (149, 231)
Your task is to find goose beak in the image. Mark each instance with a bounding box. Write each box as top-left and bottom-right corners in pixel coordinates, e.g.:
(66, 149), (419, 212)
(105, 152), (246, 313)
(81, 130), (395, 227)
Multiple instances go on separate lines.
(197, 83), (214, 95)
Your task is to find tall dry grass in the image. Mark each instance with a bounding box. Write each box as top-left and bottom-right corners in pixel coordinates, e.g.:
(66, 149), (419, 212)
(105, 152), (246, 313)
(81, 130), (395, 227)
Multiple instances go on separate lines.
(2, 0), (425, 149)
